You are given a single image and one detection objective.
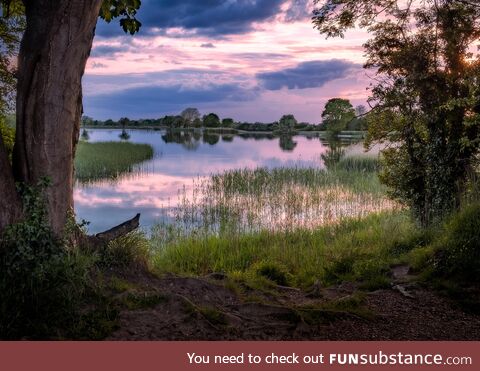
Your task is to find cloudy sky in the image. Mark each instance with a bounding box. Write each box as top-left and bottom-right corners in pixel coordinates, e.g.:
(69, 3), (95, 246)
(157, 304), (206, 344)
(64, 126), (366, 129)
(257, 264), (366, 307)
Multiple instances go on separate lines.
(83, 0), (371, 123)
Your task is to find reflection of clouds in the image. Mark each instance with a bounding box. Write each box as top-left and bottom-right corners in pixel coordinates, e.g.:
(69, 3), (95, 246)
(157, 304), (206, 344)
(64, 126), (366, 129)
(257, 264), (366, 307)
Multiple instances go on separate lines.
(75, 173), (195, 209)
(74, 130), (332, 232)
(85, 129), (328, 176)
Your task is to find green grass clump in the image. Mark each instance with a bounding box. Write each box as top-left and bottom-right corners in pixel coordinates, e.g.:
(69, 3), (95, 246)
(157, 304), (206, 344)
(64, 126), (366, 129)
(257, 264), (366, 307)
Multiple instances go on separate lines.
(101, 230), (151, 270)
(152, 211), (418, 289)
(75, 141), (153, 183)
(253, 261), (291, 286)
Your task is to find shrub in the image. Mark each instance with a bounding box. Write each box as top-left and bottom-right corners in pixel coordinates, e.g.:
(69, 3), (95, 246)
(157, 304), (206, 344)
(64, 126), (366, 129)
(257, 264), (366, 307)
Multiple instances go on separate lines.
(433, 203), (480, 282)
(0, 180), (93, 339)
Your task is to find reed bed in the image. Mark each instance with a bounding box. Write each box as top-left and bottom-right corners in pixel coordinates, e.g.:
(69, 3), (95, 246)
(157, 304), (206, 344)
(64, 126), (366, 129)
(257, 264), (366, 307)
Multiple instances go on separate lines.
(75, 141), (154, 183)
(151, 157), (399, 245)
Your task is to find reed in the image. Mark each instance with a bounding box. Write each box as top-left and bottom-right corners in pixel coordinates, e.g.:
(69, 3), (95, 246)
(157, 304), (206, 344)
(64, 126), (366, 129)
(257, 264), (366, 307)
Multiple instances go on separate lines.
(75, 141), (154, 183)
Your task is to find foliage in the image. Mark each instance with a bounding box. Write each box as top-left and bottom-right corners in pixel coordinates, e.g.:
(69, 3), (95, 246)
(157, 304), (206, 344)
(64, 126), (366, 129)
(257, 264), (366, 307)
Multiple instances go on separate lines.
(347, 105), (368, 131)
(0, 115), (14, 160)
(0, 179), (93, 339)
(222, 118), (234, 127)
(203, 113), (221, 128)
(118, 117), (130, 129)
(278, 114), (297, 133)
(181, 108), (200, 126)
(0, 2), (23, 116)
(433, 203), (480, 282)
(321, 98), (355, 135)
(99, 0), (142, 35)
(75, 141), (153, 183)
(314, 0), (480, 226)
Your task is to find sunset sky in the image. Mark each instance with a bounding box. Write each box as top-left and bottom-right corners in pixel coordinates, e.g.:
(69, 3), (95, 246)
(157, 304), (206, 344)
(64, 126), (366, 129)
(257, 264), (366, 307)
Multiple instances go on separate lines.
(83, 0), (372, 123)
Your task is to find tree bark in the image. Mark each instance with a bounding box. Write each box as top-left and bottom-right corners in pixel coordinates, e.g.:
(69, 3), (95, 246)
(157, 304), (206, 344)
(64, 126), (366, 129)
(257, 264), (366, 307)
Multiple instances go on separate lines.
(12, 0), (102, 236)
(0, 134), (22, 233)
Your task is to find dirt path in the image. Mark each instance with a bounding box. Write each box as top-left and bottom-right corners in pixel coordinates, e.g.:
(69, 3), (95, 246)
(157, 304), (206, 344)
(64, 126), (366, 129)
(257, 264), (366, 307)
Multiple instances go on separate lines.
(107, 269), (480, 340)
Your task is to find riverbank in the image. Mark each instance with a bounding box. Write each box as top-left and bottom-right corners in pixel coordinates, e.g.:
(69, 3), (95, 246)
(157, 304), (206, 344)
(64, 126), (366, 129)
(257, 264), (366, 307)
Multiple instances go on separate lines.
(85, 202), (480, 340)
(82, 126), (367, 139)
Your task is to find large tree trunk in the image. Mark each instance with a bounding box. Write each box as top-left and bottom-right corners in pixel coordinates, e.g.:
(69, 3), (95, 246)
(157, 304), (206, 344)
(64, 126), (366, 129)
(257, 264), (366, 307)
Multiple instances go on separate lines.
(11, 0), (102, 236)
(0, 134), (22, 232)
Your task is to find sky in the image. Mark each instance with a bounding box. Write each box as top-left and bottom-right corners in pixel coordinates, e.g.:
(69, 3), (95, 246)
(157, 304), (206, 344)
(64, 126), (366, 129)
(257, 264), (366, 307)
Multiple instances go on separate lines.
(83, 0), (372, 123)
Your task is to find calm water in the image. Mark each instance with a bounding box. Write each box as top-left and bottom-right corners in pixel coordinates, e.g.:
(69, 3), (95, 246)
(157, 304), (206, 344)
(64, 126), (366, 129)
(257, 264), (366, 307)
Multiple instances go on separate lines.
(74, 129), (361, 233)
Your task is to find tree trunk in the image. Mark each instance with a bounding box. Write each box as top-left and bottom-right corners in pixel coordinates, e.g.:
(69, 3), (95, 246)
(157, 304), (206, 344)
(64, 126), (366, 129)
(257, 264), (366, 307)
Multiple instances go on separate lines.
(12, 0), (102, 236)
(0, 134), (22, 233)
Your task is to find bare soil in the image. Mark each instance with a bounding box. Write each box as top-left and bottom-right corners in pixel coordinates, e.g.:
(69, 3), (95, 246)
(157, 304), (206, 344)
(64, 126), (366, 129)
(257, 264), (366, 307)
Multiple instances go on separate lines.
(106, 267), (480, 340)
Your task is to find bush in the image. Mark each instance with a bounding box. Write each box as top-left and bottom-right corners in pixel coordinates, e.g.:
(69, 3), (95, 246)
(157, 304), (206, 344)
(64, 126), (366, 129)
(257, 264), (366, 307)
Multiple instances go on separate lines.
(0, 180), (93, 339)
(433, 203), (480, 282)
(101, 230), (150, 269)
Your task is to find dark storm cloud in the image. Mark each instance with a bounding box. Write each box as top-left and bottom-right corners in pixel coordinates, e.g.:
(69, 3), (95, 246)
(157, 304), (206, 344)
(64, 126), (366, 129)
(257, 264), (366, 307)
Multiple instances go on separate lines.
(256, 59), (359, 90)
(84, 83), (259, 119)
(96, 0), (286, 38)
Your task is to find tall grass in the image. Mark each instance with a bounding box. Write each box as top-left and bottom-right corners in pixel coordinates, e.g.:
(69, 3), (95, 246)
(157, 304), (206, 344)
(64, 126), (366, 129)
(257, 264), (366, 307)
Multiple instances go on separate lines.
(75, 141), (154, 183)
(152, 211), (417, 288)
(150, 155), (407, 289)
(152, 156), (397, 241)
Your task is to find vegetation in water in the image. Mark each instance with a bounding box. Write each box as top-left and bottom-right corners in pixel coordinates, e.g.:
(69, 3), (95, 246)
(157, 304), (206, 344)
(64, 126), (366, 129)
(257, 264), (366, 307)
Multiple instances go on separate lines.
(75, 141), (154, 183)
(150, 155), (394, 241)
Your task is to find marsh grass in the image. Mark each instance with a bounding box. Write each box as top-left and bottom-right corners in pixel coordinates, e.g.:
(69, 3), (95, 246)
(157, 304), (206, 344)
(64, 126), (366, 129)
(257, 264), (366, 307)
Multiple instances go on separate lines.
(152, 211), (418, 289)
(75, 141), (154, 183)
(152, 156), (396, 243)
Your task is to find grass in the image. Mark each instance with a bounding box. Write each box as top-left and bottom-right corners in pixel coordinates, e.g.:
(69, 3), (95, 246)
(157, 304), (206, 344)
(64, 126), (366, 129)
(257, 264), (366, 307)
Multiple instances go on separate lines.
(152, 157), (396, 242)
(152, 211), (418, 289)
(149, 155), (409, 290)
(101, 230), (151, 270)
(75, 141), (154, 183)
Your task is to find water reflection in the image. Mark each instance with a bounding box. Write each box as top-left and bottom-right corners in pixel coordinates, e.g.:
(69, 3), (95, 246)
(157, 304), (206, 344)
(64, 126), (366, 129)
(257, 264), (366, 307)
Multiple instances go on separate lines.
(321, 135), (346, 169)
(279, 134), (297, 152)
(74, 129), (361, 233)
(119, 129), (131, 141)
(81, 129), (90, 141)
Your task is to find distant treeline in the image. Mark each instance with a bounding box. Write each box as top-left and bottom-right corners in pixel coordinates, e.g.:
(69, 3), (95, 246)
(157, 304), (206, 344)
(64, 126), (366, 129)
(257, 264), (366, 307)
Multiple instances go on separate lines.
(82, 100), (368, 133)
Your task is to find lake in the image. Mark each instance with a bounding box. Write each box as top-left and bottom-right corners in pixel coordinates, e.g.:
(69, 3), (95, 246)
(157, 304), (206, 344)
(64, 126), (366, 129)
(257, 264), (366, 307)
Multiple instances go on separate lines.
(74, 129), (374, 234)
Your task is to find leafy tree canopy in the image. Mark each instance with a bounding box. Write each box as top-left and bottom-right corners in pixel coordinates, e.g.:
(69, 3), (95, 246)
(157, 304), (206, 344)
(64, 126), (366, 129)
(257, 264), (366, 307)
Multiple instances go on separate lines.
(278, 114), (297, 133)
(181, 108), (200, 125)
(203, 113), (221, 128)
(321, 98), (355, 134)
(314, 0), (480, 225)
